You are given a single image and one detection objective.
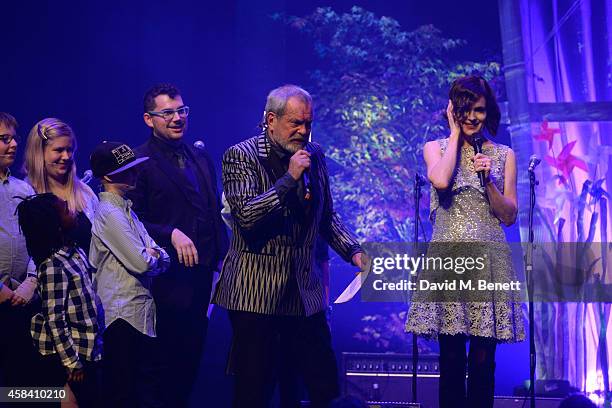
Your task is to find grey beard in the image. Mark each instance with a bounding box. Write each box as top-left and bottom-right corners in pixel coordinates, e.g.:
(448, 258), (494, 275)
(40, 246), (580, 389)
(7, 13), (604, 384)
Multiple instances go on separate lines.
(281, 141), (304, 154)
(268, 132), (304, 154)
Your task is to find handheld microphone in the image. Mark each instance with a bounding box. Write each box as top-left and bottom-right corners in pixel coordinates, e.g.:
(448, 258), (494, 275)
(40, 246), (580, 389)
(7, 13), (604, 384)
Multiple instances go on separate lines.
(472, 134), (486, 187)
(303, 172), (312, 200)
(193, 140), (205, 150)
(81, 170), (93, 184)
(303, 145), (312, 201)
(528, 155), (541, 172)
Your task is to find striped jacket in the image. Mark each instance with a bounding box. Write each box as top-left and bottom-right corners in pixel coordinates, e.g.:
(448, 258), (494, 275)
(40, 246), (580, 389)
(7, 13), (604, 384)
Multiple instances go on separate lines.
(213, 132), (361, 316)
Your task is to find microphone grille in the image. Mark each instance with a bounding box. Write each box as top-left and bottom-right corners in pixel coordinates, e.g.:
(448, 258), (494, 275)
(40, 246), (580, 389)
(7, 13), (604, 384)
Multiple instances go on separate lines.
(472, 134), (484, 145)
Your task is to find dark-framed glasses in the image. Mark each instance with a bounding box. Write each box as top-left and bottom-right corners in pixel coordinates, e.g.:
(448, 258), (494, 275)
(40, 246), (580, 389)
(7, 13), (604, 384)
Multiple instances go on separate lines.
(147, 106), (190, 121)
(0, 134), (19, 145)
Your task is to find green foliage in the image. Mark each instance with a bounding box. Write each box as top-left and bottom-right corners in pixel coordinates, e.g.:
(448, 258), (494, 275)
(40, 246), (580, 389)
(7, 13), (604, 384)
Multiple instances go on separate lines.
(278, 7), (503, 351)
(278, 6), (503, 241)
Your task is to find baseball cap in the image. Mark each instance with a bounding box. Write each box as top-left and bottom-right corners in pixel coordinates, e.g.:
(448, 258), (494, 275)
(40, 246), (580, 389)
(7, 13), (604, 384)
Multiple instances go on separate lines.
(90, 141), (149, 178)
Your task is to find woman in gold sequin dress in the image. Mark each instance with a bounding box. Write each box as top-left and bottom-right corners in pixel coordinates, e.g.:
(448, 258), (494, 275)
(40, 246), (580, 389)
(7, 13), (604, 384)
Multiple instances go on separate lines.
(405, 76), (525, 408)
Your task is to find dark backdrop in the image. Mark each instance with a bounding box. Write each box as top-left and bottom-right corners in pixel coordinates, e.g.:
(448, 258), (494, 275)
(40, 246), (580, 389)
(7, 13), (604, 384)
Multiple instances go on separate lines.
(4, 1), (523, 406)
(4, 0), (501, 176)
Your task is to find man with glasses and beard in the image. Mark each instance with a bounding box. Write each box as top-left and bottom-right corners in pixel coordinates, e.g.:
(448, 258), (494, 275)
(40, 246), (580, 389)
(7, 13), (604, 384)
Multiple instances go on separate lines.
(128, 84), (228, 407)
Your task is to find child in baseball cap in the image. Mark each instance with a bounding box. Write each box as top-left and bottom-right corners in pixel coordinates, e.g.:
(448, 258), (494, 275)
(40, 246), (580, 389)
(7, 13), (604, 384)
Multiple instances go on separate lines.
(89, 141), (169, 406)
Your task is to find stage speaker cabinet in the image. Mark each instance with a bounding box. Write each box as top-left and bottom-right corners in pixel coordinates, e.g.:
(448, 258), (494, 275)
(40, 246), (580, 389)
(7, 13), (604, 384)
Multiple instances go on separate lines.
(342, 353), (439, 408)
(302, 404), (421, 408)
(493, 396), (564, 407)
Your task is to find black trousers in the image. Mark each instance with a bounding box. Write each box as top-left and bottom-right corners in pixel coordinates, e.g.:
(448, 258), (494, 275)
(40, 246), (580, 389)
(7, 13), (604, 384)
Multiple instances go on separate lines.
(277, 310), (332, 407)
(152, 266), (212, 408)
(438, 334), (498, 408)
(0, 302), (41, 387)
(278, 337), (303, 408)
(102, 318), (165, 408)
(227, 310), (339, 408)
(0, 302), (53, 408)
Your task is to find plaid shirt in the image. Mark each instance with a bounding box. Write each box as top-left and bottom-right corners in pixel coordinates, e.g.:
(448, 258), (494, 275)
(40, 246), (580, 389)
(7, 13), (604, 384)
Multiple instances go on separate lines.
(31, 247), (102, 370)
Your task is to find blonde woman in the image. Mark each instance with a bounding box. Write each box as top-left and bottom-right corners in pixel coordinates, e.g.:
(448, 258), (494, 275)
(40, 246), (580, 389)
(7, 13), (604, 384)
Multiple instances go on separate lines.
(24, 118), (97, 254)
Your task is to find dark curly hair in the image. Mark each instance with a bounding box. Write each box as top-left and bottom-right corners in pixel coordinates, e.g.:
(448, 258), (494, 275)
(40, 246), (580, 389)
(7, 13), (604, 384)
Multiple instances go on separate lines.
(448, 75), (501, 136)
(16, 193), (70, 267)
(143, 83), (182, 113)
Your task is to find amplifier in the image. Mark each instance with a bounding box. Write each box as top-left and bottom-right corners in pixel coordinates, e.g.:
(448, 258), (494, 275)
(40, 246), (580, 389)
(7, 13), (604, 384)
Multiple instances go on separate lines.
(301, 403), (421, 408)
(342, 353), (440, 408)
(494, 396), (563, 407)
(343, 353), (440, 374)
(342, 353), (563, 408)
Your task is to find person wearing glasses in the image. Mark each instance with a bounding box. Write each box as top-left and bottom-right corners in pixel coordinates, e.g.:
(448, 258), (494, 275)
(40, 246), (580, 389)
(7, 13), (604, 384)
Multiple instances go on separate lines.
(0, 112), (41, 391)
(128, 83), (228, 407)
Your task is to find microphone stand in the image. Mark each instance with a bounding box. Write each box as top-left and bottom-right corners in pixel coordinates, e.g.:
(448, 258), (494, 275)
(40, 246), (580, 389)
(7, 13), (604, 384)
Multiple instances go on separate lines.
(412, 173), (425, 403)
(595, 272), (611, 407)
(526, 167), (538, 408)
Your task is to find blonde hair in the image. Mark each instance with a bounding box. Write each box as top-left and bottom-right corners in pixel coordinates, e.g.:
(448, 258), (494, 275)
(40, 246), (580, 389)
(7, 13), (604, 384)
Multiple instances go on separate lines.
(23, 118), (95, 213)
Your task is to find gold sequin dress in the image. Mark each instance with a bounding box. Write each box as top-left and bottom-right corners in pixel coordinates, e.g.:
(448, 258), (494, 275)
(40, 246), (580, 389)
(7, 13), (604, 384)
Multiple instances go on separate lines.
(405, 138), (525, 342)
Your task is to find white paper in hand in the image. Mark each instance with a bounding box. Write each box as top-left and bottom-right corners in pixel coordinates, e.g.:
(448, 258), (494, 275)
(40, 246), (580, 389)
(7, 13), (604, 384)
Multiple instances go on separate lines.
(334, 272), (364, 304)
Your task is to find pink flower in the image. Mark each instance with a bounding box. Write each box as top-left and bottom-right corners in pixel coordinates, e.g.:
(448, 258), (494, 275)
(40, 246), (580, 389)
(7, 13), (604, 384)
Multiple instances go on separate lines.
(544, 140), (588, 185)
(533, 120), (561, 149)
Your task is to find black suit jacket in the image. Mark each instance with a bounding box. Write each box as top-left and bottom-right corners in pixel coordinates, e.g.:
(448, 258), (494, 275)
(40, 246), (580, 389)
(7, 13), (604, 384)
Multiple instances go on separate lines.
(128, 135), (228, 281)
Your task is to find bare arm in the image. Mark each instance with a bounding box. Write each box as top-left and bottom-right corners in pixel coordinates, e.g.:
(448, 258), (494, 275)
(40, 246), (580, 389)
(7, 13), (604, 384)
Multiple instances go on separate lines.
(425, 101), (461, 190)
(478, 148), (518, 226)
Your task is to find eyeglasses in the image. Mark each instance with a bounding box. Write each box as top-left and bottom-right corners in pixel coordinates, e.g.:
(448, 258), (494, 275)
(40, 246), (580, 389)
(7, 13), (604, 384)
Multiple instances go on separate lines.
(0, 134), (19, 145)
(147, 106), (190, 121)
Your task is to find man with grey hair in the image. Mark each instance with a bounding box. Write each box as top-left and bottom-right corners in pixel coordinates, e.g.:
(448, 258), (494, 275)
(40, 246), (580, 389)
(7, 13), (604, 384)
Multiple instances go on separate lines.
(213, 84), (364, 407)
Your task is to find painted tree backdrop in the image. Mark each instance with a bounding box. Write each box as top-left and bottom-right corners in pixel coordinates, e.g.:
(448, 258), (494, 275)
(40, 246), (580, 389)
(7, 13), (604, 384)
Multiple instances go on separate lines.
(278, 6), (505, 352)
(282, 3), (612, 396)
